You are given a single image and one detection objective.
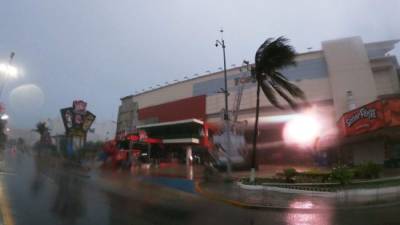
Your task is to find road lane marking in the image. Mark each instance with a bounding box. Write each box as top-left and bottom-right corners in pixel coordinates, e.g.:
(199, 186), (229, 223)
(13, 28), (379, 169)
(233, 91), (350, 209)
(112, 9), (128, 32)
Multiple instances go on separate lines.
(0, 182), (14, 225)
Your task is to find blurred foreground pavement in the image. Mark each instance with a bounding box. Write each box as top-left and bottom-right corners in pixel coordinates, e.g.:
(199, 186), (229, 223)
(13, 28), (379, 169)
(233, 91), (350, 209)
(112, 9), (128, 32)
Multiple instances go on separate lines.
(0, 149), (399, 225)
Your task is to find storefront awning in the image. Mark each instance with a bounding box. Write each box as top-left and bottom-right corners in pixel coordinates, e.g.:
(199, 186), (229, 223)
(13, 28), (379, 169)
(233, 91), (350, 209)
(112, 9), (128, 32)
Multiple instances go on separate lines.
(136, 119), (204, 145)
(136, 118), (203, 129)
(162, 138), (200, 144)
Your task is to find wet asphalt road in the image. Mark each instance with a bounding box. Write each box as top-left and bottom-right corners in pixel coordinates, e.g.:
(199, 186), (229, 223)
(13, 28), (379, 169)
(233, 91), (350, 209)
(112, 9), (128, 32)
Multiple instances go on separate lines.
(0, 150), (400, 225)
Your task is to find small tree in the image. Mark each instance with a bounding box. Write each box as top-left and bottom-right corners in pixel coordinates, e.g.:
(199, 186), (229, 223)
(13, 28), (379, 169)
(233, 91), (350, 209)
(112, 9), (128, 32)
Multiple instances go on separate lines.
(283, 168), (297, 183)
(354, 161), (382, 179)
(33, 121), (54, 153)
(33, 122), (50, 143)
(330, 165), (354, 185)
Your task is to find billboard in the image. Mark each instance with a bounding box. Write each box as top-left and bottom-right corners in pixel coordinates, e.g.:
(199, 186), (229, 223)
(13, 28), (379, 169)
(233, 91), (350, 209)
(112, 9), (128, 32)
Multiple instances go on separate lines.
(339, 98), (400, 137)
(61, 100), (96, 136)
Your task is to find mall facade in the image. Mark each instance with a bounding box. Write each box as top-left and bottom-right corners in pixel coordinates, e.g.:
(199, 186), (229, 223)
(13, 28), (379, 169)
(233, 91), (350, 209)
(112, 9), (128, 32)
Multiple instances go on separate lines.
(116, 36), (400, 166)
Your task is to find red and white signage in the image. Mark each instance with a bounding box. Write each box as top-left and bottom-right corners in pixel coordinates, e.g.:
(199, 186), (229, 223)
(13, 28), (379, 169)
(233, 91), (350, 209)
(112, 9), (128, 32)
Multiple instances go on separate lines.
(339, 98), (400, 136)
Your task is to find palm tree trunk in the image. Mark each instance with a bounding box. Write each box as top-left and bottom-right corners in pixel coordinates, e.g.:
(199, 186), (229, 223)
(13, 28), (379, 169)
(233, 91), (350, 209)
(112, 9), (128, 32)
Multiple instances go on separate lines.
(250, 81), (260, 182)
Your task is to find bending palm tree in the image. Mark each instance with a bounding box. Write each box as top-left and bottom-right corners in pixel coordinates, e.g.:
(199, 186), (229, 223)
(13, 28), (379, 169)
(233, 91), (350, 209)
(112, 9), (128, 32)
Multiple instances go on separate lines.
(250, 37), (306, 182)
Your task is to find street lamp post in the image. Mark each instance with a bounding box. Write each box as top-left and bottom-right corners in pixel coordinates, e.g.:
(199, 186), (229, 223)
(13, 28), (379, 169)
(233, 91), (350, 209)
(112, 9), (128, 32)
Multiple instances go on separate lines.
(215, 29), (232, 176)
(0, 52), (17, 99)
(240, 60), (258, 182)
(215, 30), (229, 119)
(0, 114), (9, 120)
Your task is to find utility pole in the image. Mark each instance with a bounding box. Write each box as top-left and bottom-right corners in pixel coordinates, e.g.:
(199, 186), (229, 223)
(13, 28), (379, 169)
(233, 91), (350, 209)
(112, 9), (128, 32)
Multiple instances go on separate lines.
(215, 29), (232, 176)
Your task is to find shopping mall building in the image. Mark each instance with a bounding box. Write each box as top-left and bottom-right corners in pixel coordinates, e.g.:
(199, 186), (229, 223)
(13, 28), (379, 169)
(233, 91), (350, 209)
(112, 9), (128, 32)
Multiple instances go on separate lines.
(116, 36), (400, 167)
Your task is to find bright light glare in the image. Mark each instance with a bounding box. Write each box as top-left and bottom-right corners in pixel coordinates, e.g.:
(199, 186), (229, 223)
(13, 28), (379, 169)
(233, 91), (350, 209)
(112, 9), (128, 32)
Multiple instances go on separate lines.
(0, 114), (9, 120)
(0, 64), (19, 78)
(9, 84), (45, 113)
(283, 114), (321, 147)
(259, 114), (298, 123)
(289, 200), (314, 209)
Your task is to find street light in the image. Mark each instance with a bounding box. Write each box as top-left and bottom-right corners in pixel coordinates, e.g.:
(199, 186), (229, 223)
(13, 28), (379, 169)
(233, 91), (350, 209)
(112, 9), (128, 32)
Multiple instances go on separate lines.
(0, 52), (18, 99)
(0, 64), (18, 78)
(1, 114), (9, 120)
(215, 29), (232, 176)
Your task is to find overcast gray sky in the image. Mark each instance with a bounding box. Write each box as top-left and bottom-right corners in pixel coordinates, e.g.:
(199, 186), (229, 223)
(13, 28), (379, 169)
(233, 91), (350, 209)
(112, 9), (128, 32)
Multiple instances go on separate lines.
(0, 0), (399, 128)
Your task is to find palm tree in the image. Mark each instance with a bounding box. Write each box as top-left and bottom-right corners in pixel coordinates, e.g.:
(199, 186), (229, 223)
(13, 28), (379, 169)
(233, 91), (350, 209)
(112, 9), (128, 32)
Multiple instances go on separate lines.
(33, 122), (50, 144)
(250, 37), (306, 182)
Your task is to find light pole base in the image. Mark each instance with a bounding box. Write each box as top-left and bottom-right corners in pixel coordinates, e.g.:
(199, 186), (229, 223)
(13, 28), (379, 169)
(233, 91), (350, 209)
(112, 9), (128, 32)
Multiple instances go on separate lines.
(250, 168), (256, 183)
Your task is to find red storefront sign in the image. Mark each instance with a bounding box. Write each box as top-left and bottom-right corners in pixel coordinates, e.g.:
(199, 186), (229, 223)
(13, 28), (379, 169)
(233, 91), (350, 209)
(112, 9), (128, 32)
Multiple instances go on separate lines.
(383, 98), (400, 127)
(126, 134), (161, 144)
(339, 98), (400, 136)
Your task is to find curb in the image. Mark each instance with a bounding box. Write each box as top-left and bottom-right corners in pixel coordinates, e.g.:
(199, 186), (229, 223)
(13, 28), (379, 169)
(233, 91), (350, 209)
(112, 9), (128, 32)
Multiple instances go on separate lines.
(194, 181), (400, 211)
(237, 182), (337, 197)
(195, 181), (306, 211)
(238, 181), (400, 199)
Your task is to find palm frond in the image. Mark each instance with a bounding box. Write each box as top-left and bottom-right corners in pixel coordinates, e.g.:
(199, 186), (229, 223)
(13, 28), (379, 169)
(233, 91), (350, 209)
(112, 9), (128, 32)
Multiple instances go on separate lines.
(269, 81), (299, 110)
(255, 36), (296, 74)
(34, 122), (49, 135)
(255, 38), (274, 74)
(259, 80), (283, 109)
(272, 72), (306, 100)
(254, 36), (307, 111)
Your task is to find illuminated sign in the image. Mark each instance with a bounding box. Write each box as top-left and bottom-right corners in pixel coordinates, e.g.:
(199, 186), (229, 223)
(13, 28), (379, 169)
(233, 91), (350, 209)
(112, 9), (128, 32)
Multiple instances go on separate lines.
(61, 100), (96, 136)
(339, 98), (400, 136)
(73, 100), (87, 114)
(345, 107), (378, 128)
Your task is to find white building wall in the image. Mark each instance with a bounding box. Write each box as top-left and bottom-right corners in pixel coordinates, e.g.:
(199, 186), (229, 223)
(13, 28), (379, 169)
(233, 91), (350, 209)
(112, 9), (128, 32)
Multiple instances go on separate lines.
(371, 57), (400, 96)
(322, 37), (379, 119)
(117, 98), (138, 133)
(374, 69), (397, 96)
(132, 82), (193, 109)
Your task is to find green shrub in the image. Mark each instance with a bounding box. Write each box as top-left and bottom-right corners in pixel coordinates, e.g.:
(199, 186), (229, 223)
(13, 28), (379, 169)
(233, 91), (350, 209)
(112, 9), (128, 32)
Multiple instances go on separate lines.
(354, 161), (382, 179)
(283, 168), (297, 183)
(330, 165), (353, 185)
(303, 168), (322, 174)
(298, 170), (331, 183)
